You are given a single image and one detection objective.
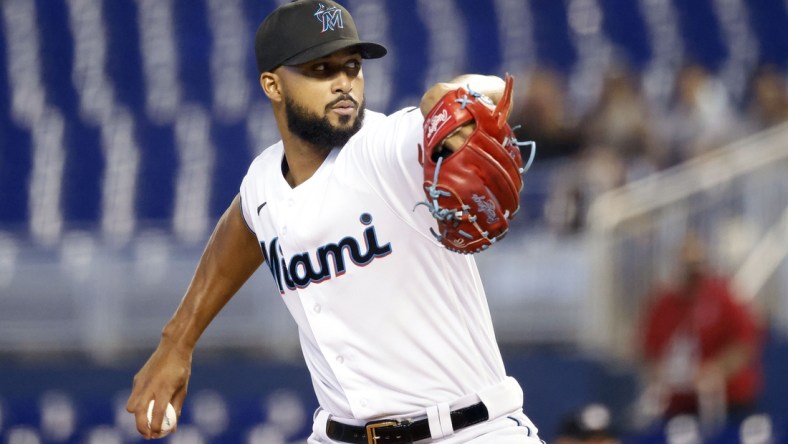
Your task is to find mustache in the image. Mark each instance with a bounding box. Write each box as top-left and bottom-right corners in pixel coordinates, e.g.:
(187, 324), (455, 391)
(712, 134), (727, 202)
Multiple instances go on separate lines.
(326, 94), (358, 108)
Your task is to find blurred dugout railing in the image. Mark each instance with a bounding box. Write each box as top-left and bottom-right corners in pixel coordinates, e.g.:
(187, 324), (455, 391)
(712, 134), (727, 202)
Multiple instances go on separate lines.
(0, 233), (302, 362)
(586, 122), (788, 361)
(0, 209), (583, 361)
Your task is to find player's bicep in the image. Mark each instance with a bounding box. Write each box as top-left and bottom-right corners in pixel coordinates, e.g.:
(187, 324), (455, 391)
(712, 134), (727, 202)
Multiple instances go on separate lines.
(222, 194), (265, 267)
(202, 195), (265, 285)
(238, 186), (257, 235)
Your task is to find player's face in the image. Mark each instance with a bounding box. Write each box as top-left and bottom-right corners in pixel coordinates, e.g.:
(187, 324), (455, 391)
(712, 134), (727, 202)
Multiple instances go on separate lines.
(284, 94), (365, 150)
(278, 49), (366, 148)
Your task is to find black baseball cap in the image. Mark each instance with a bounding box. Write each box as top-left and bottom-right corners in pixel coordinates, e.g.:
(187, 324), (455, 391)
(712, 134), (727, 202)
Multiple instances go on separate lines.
(255, 0), (387, 73)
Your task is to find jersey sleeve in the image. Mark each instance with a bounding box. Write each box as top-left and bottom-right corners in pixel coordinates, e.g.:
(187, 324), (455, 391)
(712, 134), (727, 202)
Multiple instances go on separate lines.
(237, 142), (283, 236)
(238, 164), (259, 235)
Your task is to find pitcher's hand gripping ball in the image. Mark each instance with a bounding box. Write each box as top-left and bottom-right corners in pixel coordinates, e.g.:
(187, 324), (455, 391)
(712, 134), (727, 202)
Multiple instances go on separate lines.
(418, 74), (535, 254)
(147, 400), (177, 437)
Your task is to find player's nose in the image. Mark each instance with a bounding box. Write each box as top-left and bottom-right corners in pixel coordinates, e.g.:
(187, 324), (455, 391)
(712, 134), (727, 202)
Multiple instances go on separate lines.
(331, 72), (353, 94)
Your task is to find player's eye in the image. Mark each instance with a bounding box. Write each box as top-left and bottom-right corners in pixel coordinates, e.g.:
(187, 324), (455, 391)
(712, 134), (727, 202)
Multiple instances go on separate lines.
(306, 62), (337, 78)
(344, 60), (361, 75)
(300, 58), (360, 79)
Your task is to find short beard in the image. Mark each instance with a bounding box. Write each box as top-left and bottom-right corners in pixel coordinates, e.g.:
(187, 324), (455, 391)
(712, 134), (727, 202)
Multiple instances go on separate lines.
(284, 96), (365, 151)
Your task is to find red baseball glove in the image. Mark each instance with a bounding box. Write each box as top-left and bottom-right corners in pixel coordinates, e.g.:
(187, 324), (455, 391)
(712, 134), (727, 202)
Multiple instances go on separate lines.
(417, 74), (535, 254)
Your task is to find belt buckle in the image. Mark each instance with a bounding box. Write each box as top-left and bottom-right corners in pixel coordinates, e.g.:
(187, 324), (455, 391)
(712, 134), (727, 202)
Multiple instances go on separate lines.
(365, 420), (399, 444)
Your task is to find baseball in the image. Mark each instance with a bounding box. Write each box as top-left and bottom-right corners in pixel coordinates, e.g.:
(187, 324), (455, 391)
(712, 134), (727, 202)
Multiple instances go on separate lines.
(146, 400), (177, 436)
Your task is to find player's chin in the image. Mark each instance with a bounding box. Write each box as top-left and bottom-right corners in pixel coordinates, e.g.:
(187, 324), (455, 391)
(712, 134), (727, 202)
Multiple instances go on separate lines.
(331, 113), (356, 127)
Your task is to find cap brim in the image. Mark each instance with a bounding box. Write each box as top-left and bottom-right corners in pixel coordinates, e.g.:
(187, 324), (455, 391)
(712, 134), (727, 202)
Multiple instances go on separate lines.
(281, 40), (387, 67)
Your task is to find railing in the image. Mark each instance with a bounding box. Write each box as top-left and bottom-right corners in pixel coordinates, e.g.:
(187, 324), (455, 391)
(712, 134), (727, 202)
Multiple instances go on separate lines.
(586, 123), (788, 360)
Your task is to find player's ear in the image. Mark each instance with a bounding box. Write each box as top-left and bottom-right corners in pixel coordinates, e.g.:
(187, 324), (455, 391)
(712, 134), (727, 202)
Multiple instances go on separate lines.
(260, 73), (282, 102)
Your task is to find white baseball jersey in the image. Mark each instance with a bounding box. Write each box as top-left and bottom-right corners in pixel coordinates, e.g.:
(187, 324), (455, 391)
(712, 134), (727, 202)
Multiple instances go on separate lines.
(239, 107), (509, 421)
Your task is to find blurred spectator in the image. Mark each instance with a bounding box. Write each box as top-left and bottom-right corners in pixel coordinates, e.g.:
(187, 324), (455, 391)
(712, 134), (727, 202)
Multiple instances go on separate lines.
(512, 68), (590, 234)
(541, 67), (664, 235)
(555, 403), (620, 444)
(543, 147), (626, 235)
(543, 67), (664, 234)
(636, 232), (764, 427)
(658, 63), (745, 164)
(579, 67), (666, 181)
(742, 64), (788, 134)
(511, 68), (585, 162)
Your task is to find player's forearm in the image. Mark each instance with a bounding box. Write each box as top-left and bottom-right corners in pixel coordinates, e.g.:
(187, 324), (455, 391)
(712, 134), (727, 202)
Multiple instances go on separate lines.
(160, 195), (263, 351)
(420, 74), (505, 116)
(448, 74), (506, 102)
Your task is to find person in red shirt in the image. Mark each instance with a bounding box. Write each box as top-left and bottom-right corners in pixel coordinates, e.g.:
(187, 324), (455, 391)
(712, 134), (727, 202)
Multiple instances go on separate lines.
(638, 232), (763, 423)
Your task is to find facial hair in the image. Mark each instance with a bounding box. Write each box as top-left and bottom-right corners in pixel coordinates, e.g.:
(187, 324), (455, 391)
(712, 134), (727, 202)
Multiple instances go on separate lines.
(284, 95), (365, 151)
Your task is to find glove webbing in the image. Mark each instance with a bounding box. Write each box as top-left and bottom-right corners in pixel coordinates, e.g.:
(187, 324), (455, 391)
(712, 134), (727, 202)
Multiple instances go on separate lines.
(458, 86), (538, 175)
(415, 87), (538, 248)
(416, 143), (537, 246)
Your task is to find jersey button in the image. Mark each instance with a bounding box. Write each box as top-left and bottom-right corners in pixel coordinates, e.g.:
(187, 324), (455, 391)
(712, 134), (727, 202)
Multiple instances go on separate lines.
(287, 199), (295, 207)
(335, 356), (344, 364)
(282, 226), (288, 235)
(313, 304), (321, 313)
(360, 398), (368, 407)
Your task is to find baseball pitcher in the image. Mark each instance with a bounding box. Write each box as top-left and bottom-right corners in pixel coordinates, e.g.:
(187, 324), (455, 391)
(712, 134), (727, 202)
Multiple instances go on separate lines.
(126, 1), (539, 443)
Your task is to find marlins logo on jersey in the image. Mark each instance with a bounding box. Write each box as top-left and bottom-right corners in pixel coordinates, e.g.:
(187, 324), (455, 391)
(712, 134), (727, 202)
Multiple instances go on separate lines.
(261, 213), (392, 293)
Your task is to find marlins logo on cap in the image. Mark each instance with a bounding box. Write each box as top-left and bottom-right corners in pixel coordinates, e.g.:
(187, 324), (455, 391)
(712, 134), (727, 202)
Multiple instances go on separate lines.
(254, 0), (387, 73)
(314, 3), (343, 32)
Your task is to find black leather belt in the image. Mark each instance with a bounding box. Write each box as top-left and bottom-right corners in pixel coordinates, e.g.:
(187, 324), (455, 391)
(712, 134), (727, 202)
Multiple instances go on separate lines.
(325, 402), (489, 444)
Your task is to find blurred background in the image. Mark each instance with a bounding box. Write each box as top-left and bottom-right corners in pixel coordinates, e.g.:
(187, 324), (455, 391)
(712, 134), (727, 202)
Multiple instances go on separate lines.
(0, 0), (787, 443)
